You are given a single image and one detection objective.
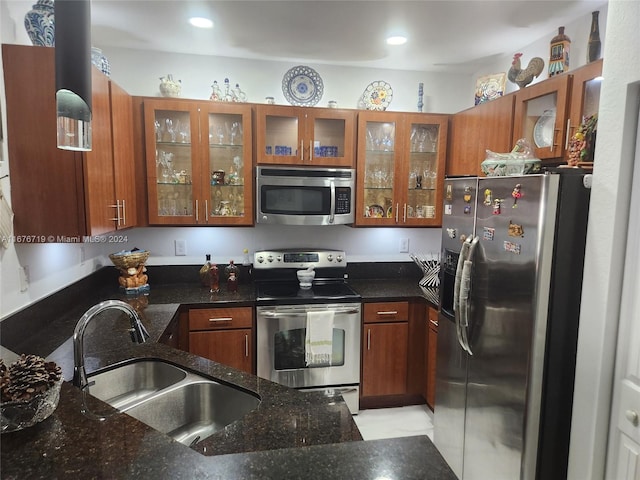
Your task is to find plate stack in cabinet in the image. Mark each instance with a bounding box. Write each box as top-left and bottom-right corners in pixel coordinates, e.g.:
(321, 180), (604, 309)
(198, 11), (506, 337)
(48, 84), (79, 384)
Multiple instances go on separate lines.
(188, 307), (254, 374)
(144, 100), (253, 225)
(356, 112), (447, 226)
(255, 104), (356, 167)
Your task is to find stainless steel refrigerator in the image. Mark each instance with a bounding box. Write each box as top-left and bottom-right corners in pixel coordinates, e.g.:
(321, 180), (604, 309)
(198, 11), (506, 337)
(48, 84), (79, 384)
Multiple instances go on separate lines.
(433, 171), (591, 480)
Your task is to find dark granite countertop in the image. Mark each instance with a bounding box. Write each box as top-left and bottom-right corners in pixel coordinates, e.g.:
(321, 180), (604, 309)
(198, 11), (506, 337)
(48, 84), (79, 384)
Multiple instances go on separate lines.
(1, 266), (452, 479)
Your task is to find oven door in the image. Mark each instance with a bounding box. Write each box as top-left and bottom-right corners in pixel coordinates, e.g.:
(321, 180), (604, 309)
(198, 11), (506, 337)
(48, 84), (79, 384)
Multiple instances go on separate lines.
(256, 303), (361, 389)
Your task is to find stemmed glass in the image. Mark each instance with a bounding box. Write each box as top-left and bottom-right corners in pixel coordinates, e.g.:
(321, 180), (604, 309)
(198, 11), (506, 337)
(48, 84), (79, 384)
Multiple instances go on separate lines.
(165, 119), (176, 142)
(228, 121), (241, 145)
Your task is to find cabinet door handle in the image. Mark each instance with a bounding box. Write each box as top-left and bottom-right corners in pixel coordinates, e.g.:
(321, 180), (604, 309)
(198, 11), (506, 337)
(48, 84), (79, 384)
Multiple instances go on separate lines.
(300, 140), (304, 162)
(403, 203), (407, 223)
(565, 118), (571, 149)
(551, 128), (559, 152)
(429, 319), (439, 327)
(377, 310), (398, 316)
(195, 199), (199, 222)
(121, 199), (126, 226)
(395, 203), (399, 223)
(309, 140), (313, 162)
(209, 317), (233, 322)
(367, 328), (371, 350)
(205, 200), (209, 222)
(245, 334), (249, 357)
(108, 200), (121, 225)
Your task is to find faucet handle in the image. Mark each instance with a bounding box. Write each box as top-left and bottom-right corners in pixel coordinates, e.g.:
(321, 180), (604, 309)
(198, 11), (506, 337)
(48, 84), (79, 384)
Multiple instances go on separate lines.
(129, 320), (150, 344)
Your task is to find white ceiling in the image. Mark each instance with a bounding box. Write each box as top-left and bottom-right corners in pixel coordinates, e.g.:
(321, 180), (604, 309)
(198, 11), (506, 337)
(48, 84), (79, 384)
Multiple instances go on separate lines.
(7, 0), (607, 73)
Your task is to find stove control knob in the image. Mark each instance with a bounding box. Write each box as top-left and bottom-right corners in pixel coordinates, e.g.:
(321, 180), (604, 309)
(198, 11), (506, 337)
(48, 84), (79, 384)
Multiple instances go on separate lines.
(327, 254), (334, 262)
(336, 255), (344, 263)
(267, 255), (274, 263)
(256, 255), (264, 264)
(276, 255), (282, 262)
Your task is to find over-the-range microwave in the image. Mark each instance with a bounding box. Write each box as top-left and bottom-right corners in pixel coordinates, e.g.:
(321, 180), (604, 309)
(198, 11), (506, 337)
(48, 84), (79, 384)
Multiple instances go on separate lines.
(256, 166), (355, 226)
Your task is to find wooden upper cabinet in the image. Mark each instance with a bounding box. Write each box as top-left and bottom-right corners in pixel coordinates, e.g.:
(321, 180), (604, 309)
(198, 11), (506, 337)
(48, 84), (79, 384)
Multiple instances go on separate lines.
(356, 111), (447, 227)
(564, 59), (603, 163)
(255, 104), (356, 167)
(512, 74), (571, 161)
(447, 94), (515, 176)
(2, 44), (134, 239)
(109, 82), (138, 229)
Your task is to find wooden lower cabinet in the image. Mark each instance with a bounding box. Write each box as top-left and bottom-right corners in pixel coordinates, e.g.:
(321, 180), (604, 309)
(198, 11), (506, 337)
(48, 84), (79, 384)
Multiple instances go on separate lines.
(361, 302), (410, 400)
(188, 307), (254, 374)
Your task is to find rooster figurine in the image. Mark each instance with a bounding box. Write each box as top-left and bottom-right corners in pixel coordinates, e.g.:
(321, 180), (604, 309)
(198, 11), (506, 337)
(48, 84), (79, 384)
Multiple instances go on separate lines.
(508, 53), (545, 89)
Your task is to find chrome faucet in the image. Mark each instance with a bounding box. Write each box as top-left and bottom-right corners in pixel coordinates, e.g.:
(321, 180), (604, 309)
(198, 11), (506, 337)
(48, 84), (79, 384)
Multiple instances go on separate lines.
(73, 299), (150, 389)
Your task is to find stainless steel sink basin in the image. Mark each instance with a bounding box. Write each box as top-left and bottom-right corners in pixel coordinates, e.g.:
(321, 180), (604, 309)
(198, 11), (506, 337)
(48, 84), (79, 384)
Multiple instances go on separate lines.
(125, 381), (261, 447)
(86, 359), (187, 410)
(84, 358), (260, 447)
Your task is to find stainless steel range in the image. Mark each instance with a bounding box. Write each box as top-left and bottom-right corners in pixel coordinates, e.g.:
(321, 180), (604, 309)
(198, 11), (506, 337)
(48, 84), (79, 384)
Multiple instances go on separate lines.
(255, 249), (362, 414)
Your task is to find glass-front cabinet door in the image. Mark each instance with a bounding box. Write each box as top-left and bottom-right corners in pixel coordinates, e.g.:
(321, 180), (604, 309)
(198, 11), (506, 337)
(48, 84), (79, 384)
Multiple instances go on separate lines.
(356, 112), (400, 226)
(145, 100), (198, 224)
(255, 104), (355, 167)
(512, 74), (571, 160)
(202, 103), (253, 225)
(403, 113), (447, 226)
(356, 112), (447, 226)
(145, 99), (253, 225)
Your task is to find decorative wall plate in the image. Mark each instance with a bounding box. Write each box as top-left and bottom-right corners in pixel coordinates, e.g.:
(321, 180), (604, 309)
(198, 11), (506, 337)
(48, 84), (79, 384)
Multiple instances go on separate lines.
(282, 65), (324, 106)
(362, 81), (393, 111)
(533, 109), (556, 148)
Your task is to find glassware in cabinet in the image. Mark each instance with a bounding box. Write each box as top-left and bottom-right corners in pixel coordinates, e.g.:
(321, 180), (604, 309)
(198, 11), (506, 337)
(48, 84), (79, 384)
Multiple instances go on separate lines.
(356, 114), (400, 225)
(206, 108), (252, 222)
(405, 121), (441, 223)
(255, 105), (355, 167)
(146, 103), (198, 224)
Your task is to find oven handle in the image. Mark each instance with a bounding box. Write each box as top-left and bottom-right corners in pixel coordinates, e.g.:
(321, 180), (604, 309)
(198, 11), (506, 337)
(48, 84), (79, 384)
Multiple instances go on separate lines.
(259, 308), (360, 317)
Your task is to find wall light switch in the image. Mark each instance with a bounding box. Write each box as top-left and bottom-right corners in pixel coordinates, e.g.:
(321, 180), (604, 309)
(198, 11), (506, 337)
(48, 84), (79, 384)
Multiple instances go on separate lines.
(175, 239), (187, 256)
(399, 238), (409, 253)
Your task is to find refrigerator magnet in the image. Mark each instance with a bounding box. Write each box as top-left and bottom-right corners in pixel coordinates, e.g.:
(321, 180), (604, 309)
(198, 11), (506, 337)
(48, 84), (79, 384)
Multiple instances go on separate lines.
(512, 183), (522, 208)
(463, 186), (473, 203)
(492, 199), (503, 215)
(504, 241), (522, 255)
(483, 227), (495, 241)
(483, 189), (493, 206)
(444, 204), (452, 215)
(445, 184), (453, 200)
(464, 205), (472, 214)
(447, 228), (457, 239)
(508, 221), (524, 237)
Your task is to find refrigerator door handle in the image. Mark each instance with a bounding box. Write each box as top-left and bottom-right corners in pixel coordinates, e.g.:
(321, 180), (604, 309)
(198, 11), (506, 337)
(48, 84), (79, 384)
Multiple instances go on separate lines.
(454, 236), (473, 353)
(459, 236), (479, 355)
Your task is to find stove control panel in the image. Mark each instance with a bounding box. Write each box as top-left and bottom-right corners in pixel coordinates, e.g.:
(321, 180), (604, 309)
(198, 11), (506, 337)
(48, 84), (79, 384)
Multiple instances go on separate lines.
(254, 249), (346, 269)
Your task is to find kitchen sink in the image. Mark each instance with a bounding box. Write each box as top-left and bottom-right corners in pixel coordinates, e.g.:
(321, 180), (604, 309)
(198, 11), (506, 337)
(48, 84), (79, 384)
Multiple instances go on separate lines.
(84, 358), (261, 447)
(86, 359), (188, 410)
(125, 381), (261, 447)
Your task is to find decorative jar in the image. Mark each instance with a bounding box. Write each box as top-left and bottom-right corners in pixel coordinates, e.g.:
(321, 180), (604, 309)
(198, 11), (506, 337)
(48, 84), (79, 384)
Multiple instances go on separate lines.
(24, 0), (55, 47)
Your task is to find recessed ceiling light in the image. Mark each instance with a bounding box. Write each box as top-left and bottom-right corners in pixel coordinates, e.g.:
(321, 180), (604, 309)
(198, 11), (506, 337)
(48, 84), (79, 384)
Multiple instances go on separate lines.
(386, 35), (407, 46)
(189, 17), (213, 29)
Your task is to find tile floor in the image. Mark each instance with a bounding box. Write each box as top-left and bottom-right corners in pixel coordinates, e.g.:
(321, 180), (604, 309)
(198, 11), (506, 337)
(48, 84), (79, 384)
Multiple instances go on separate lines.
(353, 404), (434, 441)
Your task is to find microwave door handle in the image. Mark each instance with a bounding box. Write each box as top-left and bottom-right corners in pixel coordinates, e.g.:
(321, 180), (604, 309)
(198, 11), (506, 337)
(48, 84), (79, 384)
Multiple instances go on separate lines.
(329, 180), (335, 223)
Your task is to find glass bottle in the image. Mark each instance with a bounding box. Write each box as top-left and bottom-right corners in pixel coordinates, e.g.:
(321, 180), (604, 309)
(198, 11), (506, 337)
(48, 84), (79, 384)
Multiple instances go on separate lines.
(549, 26), (571, 76)
(199, 254), (212, 286)
(225, 260), (239, 292)
(209, 262), (220, 293)
(587, 11), (601, 63)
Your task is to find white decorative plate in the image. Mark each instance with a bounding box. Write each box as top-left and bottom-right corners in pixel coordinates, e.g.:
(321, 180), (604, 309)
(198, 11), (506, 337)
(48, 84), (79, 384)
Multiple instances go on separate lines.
(282, 65), (324, 106)
(362, 81), (393, 111)
(533, 109), (556, 148)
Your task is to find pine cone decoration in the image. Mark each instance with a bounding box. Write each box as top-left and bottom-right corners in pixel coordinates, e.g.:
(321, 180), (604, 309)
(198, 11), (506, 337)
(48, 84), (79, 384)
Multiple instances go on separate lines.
(1, 354), (62, 403)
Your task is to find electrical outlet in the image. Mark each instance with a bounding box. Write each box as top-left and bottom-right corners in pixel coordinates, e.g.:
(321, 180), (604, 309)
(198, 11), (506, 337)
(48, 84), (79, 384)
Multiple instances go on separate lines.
(19, 266), (29, 292)
(175, 239), (187, 256)
(399, 238), (409, 253)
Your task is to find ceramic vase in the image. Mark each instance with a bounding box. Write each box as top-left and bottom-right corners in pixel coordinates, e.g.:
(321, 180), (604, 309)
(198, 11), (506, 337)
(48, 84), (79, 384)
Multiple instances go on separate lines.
(548, 26), (571, 77)
(24, 0), (55, 47)
(587, 11), (601, 63)
(91, 47), (111, 77)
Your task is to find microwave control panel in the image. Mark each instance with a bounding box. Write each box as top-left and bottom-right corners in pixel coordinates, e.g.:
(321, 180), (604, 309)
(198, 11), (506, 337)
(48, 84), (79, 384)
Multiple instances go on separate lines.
(335, 187), (351, 214)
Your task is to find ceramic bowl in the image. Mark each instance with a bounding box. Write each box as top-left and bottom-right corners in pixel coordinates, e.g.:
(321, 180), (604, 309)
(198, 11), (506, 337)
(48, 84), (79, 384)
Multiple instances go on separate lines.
(296, 270), (315, 289)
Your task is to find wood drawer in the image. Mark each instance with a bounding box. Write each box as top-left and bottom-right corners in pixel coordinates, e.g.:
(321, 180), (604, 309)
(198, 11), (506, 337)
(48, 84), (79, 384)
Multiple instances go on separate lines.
(364, 301), (409, 323)
(188, 307), (252, 331)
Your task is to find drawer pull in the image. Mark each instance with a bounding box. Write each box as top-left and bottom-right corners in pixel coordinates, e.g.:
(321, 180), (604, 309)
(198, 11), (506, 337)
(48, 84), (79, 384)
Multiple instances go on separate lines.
(429, 319), (439, 327)
(209, 317), (233, 322)
(367, 329), (371, 350)
(377, 311), (398, 316)
(245, 334), (249, 357)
